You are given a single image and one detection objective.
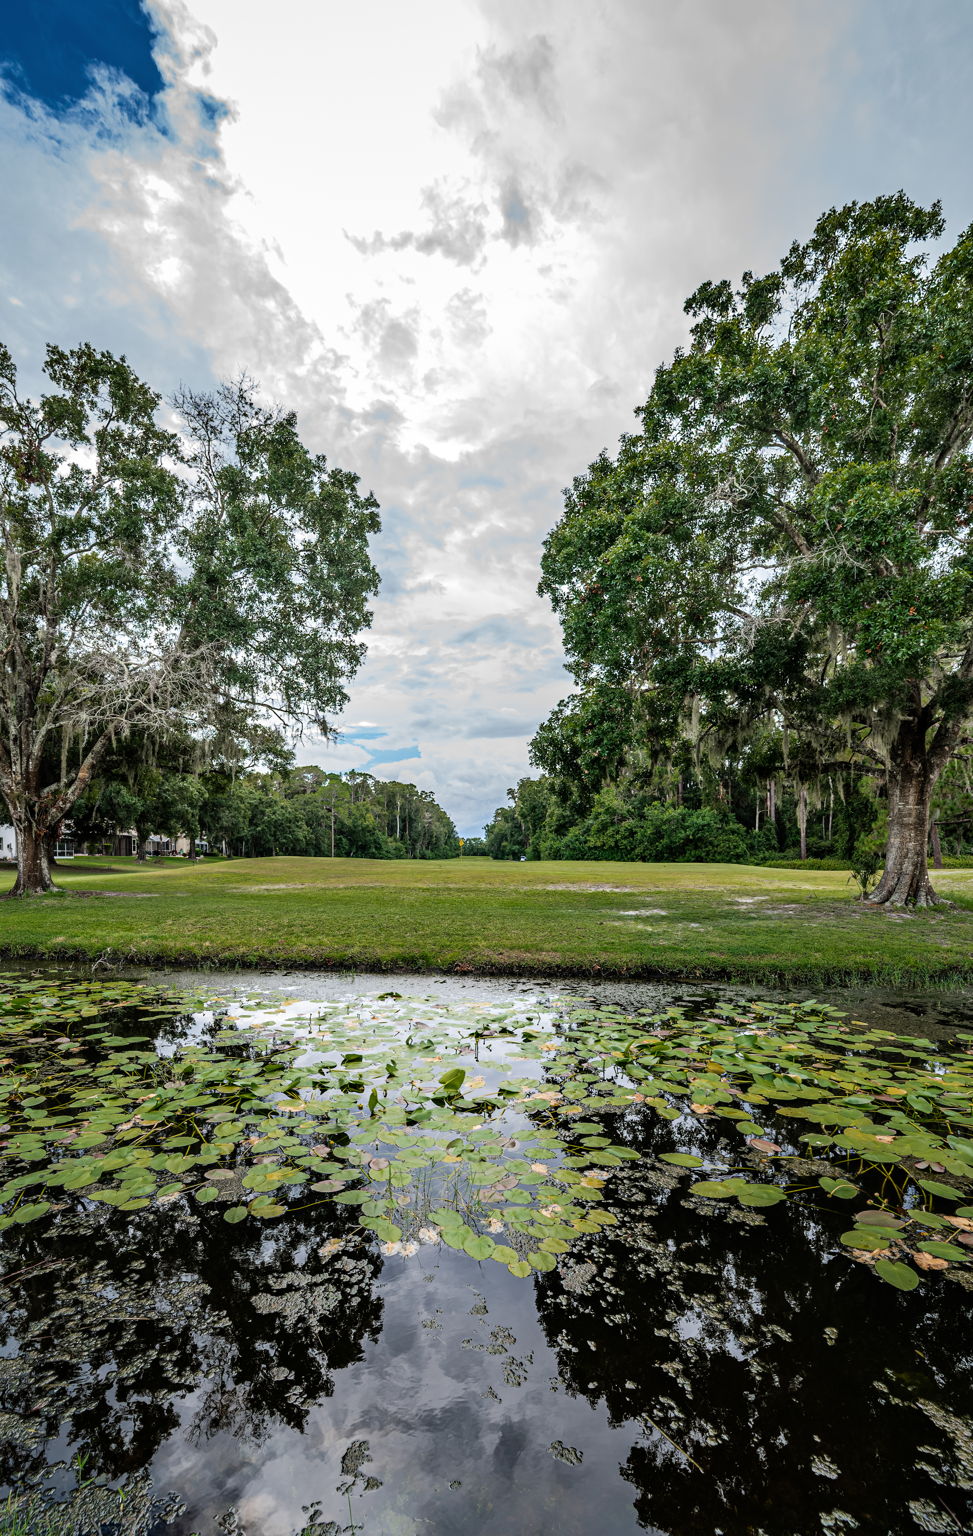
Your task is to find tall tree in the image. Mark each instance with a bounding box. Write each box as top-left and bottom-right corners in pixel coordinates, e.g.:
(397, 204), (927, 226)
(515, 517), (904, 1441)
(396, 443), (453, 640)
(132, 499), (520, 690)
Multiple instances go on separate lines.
(0, 345), (380, 894)
(538, 194), (973, 905)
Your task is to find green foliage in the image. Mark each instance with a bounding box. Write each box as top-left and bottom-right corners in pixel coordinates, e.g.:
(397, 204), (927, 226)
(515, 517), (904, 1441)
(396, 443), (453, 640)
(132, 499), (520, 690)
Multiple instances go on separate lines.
(760, 856), (851, 870)
(849, 839), (883, 899)
(489, 775), (776, 864)
(551, 795), (752, 864)
(0, 349), (380, 892)
(74, 761), (459, 861)
(485, 776), (554, 859)
(536, 194), (973, 905)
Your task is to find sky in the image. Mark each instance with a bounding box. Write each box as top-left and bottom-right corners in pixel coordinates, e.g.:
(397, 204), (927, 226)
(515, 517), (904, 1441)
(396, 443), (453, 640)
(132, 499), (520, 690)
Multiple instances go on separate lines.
(2, 1), (972, 835)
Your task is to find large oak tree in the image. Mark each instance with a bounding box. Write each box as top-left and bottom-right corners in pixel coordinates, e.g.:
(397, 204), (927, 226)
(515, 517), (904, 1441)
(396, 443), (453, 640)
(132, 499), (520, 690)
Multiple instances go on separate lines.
(0, 343), (380, 895)
(538, 194), (973, 904)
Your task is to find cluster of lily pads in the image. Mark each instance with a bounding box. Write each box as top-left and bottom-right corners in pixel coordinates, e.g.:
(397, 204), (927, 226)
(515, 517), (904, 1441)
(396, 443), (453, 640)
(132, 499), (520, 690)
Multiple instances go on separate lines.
(0, 978), (971, 1289)
(547, 1000), (973, 1287)
(0, 981), (627, 1276)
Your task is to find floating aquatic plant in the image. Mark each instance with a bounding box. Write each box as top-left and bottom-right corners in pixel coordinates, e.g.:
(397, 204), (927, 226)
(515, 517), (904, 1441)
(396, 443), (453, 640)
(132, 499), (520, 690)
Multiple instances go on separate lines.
(0, 979), (970, 1289)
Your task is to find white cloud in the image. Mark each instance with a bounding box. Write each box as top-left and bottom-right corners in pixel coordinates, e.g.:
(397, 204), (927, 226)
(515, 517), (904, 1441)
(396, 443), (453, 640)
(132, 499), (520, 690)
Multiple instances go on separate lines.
(4, 0), (972, 833)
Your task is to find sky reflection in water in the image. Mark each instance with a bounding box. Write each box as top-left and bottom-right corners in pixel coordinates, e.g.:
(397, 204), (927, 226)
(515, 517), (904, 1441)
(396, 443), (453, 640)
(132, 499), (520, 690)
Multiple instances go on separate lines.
(0, 983), (971, 1535)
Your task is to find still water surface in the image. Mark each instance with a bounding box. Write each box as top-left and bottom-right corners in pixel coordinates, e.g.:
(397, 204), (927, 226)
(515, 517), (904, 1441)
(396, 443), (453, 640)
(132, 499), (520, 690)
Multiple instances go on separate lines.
(1, 973), (971, 1535)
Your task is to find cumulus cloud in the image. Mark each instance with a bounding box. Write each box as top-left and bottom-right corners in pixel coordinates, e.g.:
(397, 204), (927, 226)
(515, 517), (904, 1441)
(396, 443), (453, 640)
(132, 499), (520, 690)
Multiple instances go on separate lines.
(346, 181), (492, 268)
(4, 0), (972, 834)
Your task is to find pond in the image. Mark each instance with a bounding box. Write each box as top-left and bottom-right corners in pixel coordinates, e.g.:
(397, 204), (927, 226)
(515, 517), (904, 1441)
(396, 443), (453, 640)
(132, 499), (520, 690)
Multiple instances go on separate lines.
(1, 972), (972, 1535)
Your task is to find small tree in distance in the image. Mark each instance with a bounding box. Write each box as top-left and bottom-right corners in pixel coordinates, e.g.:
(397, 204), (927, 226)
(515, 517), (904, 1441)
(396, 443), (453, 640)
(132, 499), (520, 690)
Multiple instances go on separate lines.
(0, 344), (380, 895)
(538, 193), (973, 905)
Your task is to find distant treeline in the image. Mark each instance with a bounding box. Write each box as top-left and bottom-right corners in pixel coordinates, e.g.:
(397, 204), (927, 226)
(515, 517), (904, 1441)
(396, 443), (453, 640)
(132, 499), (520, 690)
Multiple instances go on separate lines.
(483, 762), (973, 866)
(73, 765), (460, 861)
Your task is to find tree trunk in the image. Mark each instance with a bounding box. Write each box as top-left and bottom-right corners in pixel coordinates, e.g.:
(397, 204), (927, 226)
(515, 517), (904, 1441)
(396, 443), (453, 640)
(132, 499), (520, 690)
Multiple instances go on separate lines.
(136, 828), (148, 862)
(867, 743), (941, 907)
(8, 823), (58, 896)
(929, 819), (944, 869)
(797, 786), (808, 861)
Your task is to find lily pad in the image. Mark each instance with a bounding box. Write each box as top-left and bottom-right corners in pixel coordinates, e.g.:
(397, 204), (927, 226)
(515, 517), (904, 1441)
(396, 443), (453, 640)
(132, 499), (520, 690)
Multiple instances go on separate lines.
(463, 1234), (496, 1260)
(819, 1178), (859, 1199)
(874, 1259), (919, 1291)
(840, 1229), (893, 1251)
(916, 1178), (963, 1201)
(917, 1240), (968, 1262)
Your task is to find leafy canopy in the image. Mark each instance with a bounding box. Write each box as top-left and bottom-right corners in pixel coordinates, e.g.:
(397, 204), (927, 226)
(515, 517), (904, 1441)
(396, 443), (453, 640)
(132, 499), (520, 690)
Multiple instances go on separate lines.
(538, 193), (973, 783)
(0, 345), (380, 852)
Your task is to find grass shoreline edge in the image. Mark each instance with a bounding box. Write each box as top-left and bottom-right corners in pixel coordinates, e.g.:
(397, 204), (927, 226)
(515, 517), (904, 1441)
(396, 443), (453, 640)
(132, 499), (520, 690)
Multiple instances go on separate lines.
(2, 939), (972, 990)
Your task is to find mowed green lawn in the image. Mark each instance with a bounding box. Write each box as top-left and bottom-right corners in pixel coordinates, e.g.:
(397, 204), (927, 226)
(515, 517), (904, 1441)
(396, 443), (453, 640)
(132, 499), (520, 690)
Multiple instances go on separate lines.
(2, 855), (973, 983)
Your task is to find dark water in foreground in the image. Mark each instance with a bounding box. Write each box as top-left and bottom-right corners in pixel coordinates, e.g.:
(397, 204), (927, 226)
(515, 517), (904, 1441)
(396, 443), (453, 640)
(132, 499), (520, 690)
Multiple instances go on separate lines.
(1, 978), (972, 1535)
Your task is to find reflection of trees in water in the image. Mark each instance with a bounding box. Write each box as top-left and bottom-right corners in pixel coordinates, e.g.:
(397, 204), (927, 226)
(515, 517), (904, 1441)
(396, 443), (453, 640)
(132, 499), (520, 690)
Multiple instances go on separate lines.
(0, 1199), (382, 1494)
(533, 1111), (973, 1536)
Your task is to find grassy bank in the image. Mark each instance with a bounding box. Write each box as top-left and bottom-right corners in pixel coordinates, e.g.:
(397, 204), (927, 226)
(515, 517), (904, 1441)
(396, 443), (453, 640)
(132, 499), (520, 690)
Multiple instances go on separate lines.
(2, 855), (973, 985)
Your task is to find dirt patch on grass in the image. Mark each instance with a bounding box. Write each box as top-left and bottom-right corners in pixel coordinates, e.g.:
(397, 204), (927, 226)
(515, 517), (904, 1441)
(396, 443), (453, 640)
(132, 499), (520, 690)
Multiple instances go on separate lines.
(539, 883), (645, 894)
(230, 883), (313, 892)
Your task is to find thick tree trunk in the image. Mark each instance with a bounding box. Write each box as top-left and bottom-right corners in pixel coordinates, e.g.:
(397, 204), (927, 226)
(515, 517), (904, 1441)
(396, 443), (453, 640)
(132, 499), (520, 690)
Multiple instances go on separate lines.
(8, 823), (58, 896)
(136, 828), (148, 863)
(867, 750), (941, 907)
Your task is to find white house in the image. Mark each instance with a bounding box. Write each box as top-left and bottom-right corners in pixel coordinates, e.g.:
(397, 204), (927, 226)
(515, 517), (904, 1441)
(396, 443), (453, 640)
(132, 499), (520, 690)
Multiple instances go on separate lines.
(0, 824), (208, 860)
(0, 825), (75, 860)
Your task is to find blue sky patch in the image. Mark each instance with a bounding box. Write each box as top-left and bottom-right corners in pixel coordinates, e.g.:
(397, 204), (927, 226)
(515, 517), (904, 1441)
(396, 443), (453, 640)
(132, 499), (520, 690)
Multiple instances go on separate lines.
(1, 0), (164, 115)
(364, 745), (421, 767)
(340, 726), (388, 744)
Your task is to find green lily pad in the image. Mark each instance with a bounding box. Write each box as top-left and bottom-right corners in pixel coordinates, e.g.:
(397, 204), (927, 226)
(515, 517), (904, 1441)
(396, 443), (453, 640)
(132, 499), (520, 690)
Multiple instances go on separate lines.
(916, 1178), (963, 1201)
(839, 1229), (894, 1251)
(441, 1226), (473, 1250)
(248, 1199), (286, 1217)
(736, 1185), (786, 1208)
(490, 1245), (518, 1264)
(9, 1200), (51, 1223)
(363, 1217), (402, 1242)
(463, 1234), (496, 1260)
(819, 1178), (859, 1199)
(874, 1259), (919, 1291)
(917, 1240), (969, 1261)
